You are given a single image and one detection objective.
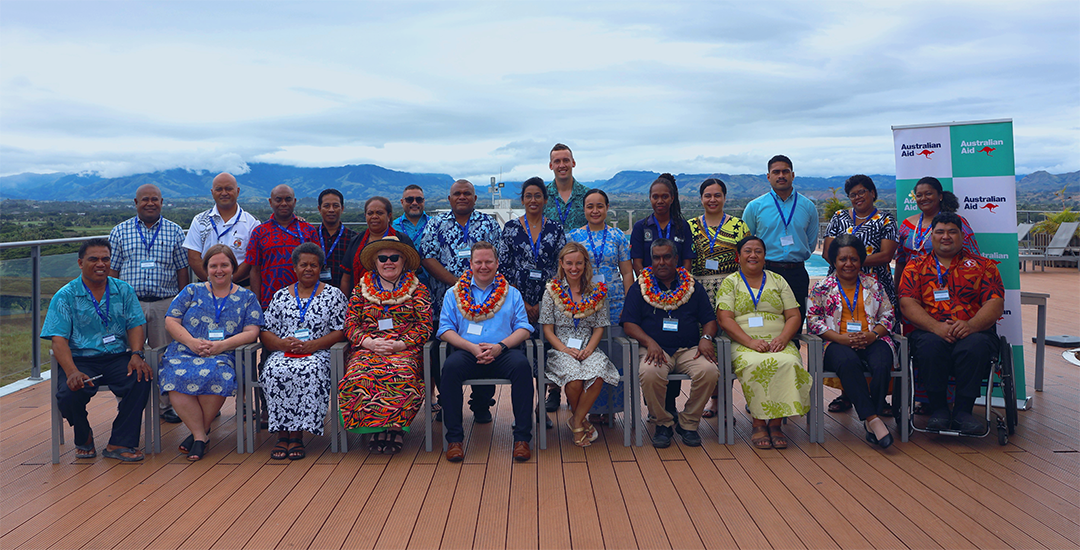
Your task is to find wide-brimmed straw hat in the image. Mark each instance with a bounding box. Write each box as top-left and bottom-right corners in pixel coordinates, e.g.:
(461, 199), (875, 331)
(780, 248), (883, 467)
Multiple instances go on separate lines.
(359, 236), (421, 272)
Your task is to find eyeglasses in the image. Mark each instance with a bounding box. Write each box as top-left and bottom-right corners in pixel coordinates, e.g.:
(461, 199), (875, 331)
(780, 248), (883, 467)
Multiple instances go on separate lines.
(403, 197), (424, 204)
(848, 189), (869, 199)
(377, 254), (402, 263)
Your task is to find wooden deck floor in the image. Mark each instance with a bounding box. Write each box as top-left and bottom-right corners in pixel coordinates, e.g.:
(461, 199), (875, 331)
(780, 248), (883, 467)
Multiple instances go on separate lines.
(2, 269), (1078, 549)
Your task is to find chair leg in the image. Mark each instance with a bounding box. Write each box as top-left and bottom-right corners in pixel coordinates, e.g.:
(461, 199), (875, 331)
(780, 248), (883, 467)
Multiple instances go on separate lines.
(51, 362), (61, 464)
(424, 341), (433, 453)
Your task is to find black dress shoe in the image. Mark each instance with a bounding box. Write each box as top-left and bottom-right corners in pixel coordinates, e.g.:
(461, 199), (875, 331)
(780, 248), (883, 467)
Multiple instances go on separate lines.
(651, 425), (673, 448)
(473, 408), (493, 424)
(160, 408), (182, 424)
(545, 387), (561, 412)
(864, 424), (894, 449)
(674, 425), (702, 447)
(926, 408), (951, 431)
(951, 411), (984, 435)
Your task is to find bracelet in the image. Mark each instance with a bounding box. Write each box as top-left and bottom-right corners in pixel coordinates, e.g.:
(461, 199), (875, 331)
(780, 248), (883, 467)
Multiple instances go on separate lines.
(498, 342), (509, 353)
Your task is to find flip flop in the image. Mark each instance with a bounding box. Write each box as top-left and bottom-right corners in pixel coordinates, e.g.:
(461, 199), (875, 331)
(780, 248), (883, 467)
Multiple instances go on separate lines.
(751, 426), (772, 449)
(702, 408), (717, 419)
(75, 442), (97, 459)
(102, 446), (144, 462)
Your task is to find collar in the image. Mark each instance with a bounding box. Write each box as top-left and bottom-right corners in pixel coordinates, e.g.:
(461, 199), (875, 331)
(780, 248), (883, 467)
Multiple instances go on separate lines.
(210, 204), (241, 222)
(320, 223), (343, 236)
(470, 276), (496, 292)
(136, 216), (162, 230)
(771, 190), (797, 203)
(398, 212), (429, 226)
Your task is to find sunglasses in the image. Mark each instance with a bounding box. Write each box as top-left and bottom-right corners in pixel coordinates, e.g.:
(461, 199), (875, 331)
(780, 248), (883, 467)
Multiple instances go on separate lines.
(377, 254), (402, 263)
(403, 196), (424, 204)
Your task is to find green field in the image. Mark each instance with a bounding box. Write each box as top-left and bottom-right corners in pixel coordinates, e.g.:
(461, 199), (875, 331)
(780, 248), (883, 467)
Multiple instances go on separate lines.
(0, 312), (51, 386)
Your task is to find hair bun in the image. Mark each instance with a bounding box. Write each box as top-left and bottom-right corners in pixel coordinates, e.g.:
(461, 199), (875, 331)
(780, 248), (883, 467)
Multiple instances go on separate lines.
(659, 173), (675, 184)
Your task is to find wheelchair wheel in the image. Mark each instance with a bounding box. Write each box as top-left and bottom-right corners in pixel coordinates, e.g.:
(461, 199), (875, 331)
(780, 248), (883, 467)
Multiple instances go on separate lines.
(997, 425), (1008, 446)
(999, 336), (1018, 435)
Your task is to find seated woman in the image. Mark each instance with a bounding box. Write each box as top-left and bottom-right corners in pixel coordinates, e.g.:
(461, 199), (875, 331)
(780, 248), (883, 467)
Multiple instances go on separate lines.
(160, 244), (262, 461)
(338, 237), (432, 454)
(539, 242), (621, 447)
(716, 236), (809, 450)
(808, 234), (897, 448)
(260, 243), (347, 460)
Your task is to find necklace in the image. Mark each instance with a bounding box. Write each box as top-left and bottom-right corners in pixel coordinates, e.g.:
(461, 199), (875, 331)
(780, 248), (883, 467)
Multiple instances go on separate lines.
(548, 279), (606, 319)
(454, 271), (509, 321)
(638, 267), (695, 311)
(359, 270), (418, 305)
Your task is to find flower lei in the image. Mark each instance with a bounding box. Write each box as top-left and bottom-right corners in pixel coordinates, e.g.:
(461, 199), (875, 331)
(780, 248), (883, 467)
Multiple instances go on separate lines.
(358, 270), (418, 305)
(454, 270), (509, 321)
(639, 267), (694, 311)
(547, 279), (607, 319)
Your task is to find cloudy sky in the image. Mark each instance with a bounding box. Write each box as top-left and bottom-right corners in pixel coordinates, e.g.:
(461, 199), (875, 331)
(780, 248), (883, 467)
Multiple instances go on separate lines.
(2, 0), (1078, 182)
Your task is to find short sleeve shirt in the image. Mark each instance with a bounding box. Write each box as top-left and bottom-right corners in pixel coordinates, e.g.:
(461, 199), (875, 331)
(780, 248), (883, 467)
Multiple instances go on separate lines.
(898, 249), (1004, 323)
(544, 179), (590, 231)
(619, 270), (715, 355)
(742, 191), (819, 262)
(630, 216), (696, 267)
(416, 210), (503, 313)
(183, 205), (261, 261)
(40, 277), (147, 356)
(688, 215), (750, 276)
(495, 217), (566, 306)
(109, 216), (189, 298)
(244, 218), (320, 308)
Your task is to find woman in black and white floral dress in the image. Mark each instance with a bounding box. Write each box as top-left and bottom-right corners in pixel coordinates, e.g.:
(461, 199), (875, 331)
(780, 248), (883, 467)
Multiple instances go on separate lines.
(260, 243), (347, 460)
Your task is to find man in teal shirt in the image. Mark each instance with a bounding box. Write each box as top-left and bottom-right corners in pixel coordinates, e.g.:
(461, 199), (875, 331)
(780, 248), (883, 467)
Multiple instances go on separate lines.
(544, 143), (590, 232)
(41, 238), (153, 461)
(392, 184), (431, 288)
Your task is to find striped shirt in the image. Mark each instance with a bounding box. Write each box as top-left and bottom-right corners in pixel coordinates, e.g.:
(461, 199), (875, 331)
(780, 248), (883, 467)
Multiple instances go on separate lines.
(108, 216), (189, 298)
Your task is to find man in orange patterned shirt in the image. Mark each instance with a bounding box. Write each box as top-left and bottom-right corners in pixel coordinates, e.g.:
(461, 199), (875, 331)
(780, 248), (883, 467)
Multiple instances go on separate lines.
(899, 212), (1004, 434)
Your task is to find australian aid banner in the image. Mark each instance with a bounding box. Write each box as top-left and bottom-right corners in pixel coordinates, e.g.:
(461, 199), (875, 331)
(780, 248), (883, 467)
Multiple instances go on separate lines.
(892, 119), (1028, 407)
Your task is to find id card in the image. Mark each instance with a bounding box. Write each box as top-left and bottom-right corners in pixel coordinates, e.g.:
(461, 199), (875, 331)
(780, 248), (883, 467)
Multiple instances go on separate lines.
(294, 328), (311, 341)
(845, 322), (862, 333)
(662, 318), (679, 332)
(102, 335), (116, 344)
(780, 234), (795, 247)
(704, 259), (720, 271)
(378, 318), (394, 331)
(748, 316), (764, 328)
(528, 269), (543, 280)
(933, 288), (950, 302)
(208, 329), (225, 341)
(320, 269), (332, 281)
(456, 248), (471, 258)
(594, 274), (605, 284)
(139, 261), (155, 269)
(467, 323), (483, 335)
(566, 337), (584, 349)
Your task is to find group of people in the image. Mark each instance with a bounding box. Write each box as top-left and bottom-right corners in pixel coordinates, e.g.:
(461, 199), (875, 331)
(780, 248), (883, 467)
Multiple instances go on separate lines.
(44, 145), (1004, 464)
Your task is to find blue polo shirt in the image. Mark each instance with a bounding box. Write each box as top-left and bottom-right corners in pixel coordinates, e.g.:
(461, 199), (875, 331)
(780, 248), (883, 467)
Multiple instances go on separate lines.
(40, 277), (147, 357)
(437, 276), (533, 345)
(392, 212), (431, 243)
(619, 272), (715, 355)
(742, 191), (819, 263)
(630, 216), (696, 267)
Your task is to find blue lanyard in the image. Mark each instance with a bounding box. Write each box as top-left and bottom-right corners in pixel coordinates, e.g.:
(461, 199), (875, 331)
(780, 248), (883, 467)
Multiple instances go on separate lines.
(82, 280), (110, 328)
(850, 209), (877, 235)
(211, 283), (234, 324)
(294, 282), (320, 324)
(522, 217), (544, 262)
(770, 192), (798, 229)
(837, 277), (860, 316)
(373, 276), (403, 316)
(319, 225), (344, 257)
(739, 270), (766, 311)
(135, 219), (162, 254)
(701, 214), (727, 253)
(460, 218), (471, 245)
(914, 213), (932, 250)
(651, 215), (672, 239)
(586, 227), (607, 267)
(414, 215), (429, 241)
(209, 207), (242, 240)
(274, 219), (302, 241)
(555, 197), (574, 226)
(934, 255), (949, 288)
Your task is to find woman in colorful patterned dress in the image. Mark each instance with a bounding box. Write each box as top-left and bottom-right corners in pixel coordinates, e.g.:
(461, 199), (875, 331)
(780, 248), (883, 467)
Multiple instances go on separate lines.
(161, 245), (262, 461)
(716, 236), (809, 450)
(260, 243), (347, 460)
(338, 237), (433, 454)
(539, 243), (621, 447)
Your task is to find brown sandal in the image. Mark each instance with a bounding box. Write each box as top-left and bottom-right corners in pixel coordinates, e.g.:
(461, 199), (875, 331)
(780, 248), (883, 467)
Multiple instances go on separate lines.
(769, 426), (788, 449)
(751, 426), (772, 449)
(567, 420), (591, 447)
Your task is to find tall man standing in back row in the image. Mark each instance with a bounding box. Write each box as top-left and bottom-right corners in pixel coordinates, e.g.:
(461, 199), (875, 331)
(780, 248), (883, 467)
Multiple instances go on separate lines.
(109, 184), (189, 423)
(183, 172), (260, 283)
(742, 155), (819, 321)
(545, 143), (590, 231)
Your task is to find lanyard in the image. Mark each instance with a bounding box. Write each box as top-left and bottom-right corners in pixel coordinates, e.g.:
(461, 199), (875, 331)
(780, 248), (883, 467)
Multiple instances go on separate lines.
(838, 278), (861, 317)
(82, 280), (110, 328)
(567, 280), (581, 329)
(209, 207), (243, 240)
(294, 282), (320, 324)
(586, 227), (607, 267)
(274, 219), (302, 241)
(522, 217), (544, 262)
(414, 215), (429, 241)
(555, 197), (574, 226)
(739, 270), (766, 311)
(850, 208), (877, 235)
(934, 255), (950, 289)
(319, 225), (344, 258)
(651, 215), (672, 239)
(211, 283), (234, 324)
(374, 276), (404, 315)
(701, 214), (727, 253)
(914, 213), (932, 250)
(135, 219), (162, 254)
(460, 218), (471, 245)
(770, 192), (798, 229)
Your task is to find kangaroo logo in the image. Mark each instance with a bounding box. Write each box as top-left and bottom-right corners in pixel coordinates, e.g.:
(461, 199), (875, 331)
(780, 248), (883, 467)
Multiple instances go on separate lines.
(917, 149), (934, 158)
(981, 203), (1000, 212)
(978, 146), (996, 156)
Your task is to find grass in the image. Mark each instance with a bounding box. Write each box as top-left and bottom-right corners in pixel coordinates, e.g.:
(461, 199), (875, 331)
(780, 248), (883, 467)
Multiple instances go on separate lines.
(0, 312), (51, 386)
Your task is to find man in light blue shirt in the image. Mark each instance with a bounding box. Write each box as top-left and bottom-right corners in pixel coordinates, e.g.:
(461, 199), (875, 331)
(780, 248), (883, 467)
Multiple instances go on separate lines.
(437, 242), (534, 462)
(391, 184), (431, 288)
(742, 155), (819, 320)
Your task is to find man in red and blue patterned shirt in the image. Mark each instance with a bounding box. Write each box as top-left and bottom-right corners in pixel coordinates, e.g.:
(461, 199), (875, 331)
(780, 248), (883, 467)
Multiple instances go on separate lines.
(244, 184), (319, 308)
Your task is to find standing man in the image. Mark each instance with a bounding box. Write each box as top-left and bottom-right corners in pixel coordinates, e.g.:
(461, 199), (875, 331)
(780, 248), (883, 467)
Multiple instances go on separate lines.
(245, 184), (319, 309)
(545, 143), (589, 232)
(742, 155), (819, 320)
(315, 188), (356, 290)
(108, 184), (189, 424)
(183, 172), (260, 282)
(392, 184), (431, 289)
(40, 238), (153, 461)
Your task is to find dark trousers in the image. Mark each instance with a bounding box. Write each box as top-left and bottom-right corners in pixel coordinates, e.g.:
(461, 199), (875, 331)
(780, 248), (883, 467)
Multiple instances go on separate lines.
(55, 352), (150, 449)
(910, 329), (997, 414)
(825, 340), (892, 421)
(767, 262), (810, 324)
(440, 348), (533, 443)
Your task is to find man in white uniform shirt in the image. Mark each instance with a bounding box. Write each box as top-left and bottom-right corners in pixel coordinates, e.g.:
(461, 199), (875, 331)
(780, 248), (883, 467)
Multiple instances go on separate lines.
(183, 172), (260, 283)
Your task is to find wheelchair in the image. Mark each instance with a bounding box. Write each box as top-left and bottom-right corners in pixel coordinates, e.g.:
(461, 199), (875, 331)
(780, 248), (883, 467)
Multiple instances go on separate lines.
(906, 334), (1018, 445)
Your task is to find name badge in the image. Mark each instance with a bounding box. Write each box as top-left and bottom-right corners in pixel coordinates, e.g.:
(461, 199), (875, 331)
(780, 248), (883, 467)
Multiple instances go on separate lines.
(102, 335), (117, 344)
(456, 249), (471, 258)
(704, 259), (720, 271)
(467, 323), (483, 335)
(208, 329), (225, 341)
(294, 328), (311, 341)
(378, 318), (394, 331)
(780, 234), (795, 247)
(319, 269), (332, 281)
(845, 322), (862, 333)
(528, 269), (543, 280)
(594, 274), (605, 284)
(933, 288), (950, 302)
(566, 337), (584, 349)
(139, 261), (156, 269)
(748, 316), (764, 328)
(662, 318), (679, 332)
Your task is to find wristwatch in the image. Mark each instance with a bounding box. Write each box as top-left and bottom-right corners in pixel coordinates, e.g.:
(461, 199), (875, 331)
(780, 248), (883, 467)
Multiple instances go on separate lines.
(498, 342), (509, 353)
(132, 350), (145, 359)
(700, 334), (715, 342)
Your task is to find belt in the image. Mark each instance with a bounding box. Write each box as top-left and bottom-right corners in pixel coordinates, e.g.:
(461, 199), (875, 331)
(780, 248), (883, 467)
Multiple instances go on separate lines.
(138, 296), (169, 302)
(765, 261), (804, 270)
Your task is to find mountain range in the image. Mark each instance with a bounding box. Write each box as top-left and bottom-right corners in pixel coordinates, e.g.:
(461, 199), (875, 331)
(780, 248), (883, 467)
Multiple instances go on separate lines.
(1, 163), (1076, 202)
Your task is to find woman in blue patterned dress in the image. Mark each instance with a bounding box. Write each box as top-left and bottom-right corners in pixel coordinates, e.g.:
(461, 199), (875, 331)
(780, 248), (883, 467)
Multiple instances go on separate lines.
(160, 245), (262, 461)
(495, 177), (567, 324)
